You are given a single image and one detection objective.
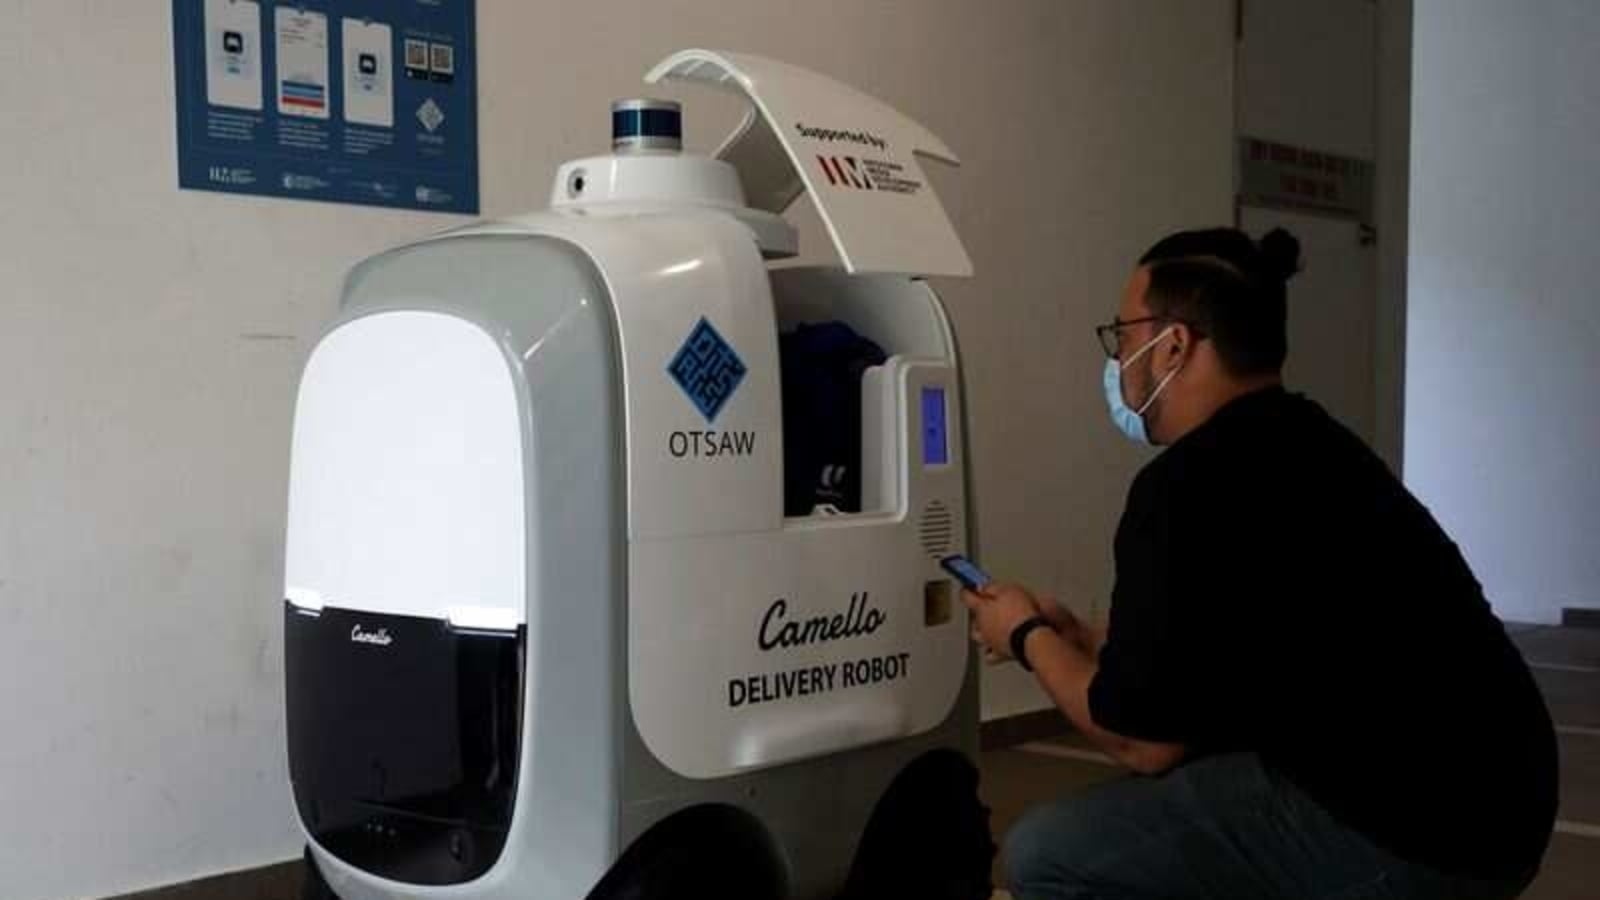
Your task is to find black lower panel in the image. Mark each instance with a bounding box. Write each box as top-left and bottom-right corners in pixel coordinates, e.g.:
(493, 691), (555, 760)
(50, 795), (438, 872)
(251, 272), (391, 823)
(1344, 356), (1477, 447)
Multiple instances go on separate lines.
(837, 749), (995, 900)
(285, 602), (524, 885)
(585, 805), (788, 900)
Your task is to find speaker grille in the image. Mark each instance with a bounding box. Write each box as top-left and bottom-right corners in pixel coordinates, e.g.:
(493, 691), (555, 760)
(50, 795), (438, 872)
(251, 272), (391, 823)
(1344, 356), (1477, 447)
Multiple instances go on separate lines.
(919, 500), (956, 559)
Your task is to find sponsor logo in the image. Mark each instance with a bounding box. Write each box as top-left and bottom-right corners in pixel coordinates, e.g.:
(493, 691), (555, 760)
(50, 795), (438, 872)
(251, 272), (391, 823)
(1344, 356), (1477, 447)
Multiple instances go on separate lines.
(816, 155), (875, 190)
(207, 166), (256, 186)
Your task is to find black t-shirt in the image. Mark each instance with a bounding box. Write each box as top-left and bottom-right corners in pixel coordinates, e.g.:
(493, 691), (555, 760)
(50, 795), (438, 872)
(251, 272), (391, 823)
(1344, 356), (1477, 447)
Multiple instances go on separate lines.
(1088, 386), (1558, 881)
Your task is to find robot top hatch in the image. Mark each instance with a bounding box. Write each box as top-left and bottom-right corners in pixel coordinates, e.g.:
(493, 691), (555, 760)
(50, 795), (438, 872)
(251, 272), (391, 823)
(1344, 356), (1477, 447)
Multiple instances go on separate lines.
(284, 48), (982, 900)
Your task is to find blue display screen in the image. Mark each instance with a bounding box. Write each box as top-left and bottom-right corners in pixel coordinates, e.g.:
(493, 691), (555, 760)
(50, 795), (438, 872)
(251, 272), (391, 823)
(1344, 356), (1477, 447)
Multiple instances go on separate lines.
(922, 386), (949, 466)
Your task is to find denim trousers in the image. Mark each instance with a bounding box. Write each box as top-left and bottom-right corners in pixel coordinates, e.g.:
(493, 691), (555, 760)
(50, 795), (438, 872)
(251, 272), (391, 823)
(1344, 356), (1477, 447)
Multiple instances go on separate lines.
(1004, 752), (1532, 900)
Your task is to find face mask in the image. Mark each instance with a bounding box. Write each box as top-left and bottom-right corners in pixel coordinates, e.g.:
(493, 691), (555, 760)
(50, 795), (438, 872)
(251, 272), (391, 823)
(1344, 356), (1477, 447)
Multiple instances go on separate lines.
(1103, 325), (1180, 445)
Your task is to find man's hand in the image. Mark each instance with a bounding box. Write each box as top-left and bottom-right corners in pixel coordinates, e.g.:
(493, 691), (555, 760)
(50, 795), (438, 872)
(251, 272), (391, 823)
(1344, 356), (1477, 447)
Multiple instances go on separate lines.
(962, 582), (1043, 661)
(967, 588), (1184, 776)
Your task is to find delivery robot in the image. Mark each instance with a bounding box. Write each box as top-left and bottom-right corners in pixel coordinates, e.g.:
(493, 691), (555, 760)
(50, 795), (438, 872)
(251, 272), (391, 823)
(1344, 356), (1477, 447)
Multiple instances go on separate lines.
(284, 48), (987, 900)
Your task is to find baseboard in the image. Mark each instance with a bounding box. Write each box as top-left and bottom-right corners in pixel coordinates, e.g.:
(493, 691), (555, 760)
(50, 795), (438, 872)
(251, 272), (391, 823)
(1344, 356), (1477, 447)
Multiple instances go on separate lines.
(979, 709), (1070, 750)
(1562, 607), (1600, 630)
(108, 860), (301, 900)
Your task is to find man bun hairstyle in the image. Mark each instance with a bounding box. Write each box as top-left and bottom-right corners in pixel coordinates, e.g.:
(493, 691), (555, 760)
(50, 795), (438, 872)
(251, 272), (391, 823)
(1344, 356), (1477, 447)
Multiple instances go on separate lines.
(1138, 227), (1302, 376)
(1258, 227), (1304, 284)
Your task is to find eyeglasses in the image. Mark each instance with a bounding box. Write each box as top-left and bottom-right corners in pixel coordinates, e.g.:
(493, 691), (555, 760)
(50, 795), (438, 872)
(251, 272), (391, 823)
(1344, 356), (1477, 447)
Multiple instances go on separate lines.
(1095, 316), (1166, 360)
(1094, 316), (1203, 360)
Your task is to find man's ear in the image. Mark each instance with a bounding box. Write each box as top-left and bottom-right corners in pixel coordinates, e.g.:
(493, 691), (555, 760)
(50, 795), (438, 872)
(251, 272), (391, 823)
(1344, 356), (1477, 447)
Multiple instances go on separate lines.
(1167, 323), (1193, 363)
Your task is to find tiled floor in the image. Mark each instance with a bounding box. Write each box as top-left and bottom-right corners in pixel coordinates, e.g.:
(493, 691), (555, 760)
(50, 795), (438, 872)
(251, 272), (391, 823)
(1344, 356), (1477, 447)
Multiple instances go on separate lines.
(979, 624), (1600, 900)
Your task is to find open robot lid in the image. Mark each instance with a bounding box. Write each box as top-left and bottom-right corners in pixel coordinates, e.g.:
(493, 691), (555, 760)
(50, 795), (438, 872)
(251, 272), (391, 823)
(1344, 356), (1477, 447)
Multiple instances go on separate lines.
(646, 48), (974, 279)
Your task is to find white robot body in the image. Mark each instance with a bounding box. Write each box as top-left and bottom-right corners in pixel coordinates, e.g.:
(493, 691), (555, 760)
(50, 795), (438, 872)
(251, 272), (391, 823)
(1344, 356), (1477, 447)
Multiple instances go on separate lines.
(284, 50), (980, 899)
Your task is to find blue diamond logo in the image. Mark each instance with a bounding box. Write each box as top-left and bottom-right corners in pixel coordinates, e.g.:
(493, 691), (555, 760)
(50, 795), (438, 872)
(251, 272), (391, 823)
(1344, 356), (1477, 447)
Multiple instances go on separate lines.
(667, 318), (746, 423)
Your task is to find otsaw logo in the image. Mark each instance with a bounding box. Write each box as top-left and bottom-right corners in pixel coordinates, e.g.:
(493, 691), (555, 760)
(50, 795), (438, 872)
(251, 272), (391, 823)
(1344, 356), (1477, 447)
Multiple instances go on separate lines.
(817, 155), (875, 191)
(668, 318), (746, 422)
(666, 318), (756, 460)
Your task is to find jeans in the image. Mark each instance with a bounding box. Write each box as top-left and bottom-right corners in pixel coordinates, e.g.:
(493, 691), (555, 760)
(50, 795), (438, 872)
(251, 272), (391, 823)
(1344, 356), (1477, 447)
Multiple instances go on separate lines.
(1004, 752), (1531, 900)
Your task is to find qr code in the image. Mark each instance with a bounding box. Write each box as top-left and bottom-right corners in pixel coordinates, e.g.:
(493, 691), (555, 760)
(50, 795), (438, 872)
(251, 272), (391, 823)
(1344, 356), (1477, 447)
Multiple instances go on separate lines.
(429, 43), (455, 75)
(404, 39), (429, 70)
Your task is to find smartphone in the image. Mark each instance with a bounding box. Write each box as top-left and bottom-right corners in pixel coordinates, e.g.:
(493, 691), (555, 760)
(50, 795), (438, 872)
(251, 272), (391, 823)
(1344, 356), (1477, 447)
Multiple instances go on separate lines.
(940, 554), (993, 592)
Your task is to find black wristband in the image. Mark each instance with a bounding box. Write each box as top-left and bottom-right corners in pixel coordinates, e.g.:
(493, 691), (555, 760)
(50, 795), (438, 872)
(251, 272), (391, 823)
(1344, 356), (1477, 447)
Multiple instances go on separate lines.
(1009, 615), (1053, 672)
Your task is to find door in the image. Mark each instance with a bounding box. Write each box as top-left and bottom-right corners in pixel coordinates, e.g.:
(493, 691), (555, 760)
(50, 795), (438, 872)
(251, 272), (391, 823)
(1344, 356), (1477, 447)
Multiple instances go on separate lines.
(1236, 0), (1380, 443)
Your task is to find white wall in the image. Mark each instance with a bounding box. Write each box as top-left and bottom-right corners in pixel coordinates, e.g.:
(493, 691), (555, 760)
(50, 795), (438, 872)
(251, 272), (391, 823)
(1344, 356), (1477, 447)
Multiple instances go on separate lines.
(1406, 0), (1600, 625)
(0, 2), (1233, 897)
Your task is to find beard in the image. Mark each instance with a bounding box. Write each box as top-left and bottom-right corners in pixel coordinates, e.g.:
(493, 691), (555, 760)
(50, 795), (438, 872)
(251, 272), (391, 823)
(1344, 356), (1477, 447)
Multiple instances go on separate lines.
(1124, 353), (1162, 415)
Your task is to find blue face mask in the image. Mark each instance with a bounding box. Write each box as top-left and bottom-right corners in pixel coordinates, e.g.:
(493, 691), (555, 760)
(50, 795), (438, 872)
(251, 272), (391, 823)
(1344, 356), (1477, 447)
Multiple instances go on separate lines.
(1103, 326), (1181, 445)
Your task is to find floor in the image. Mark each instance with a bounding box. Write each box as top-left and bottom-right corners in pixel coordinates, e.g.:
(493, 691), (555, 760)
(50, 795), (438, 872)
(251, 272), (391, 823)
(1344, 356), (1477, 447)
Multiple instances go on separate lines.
(980, 624), (1600, 900)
